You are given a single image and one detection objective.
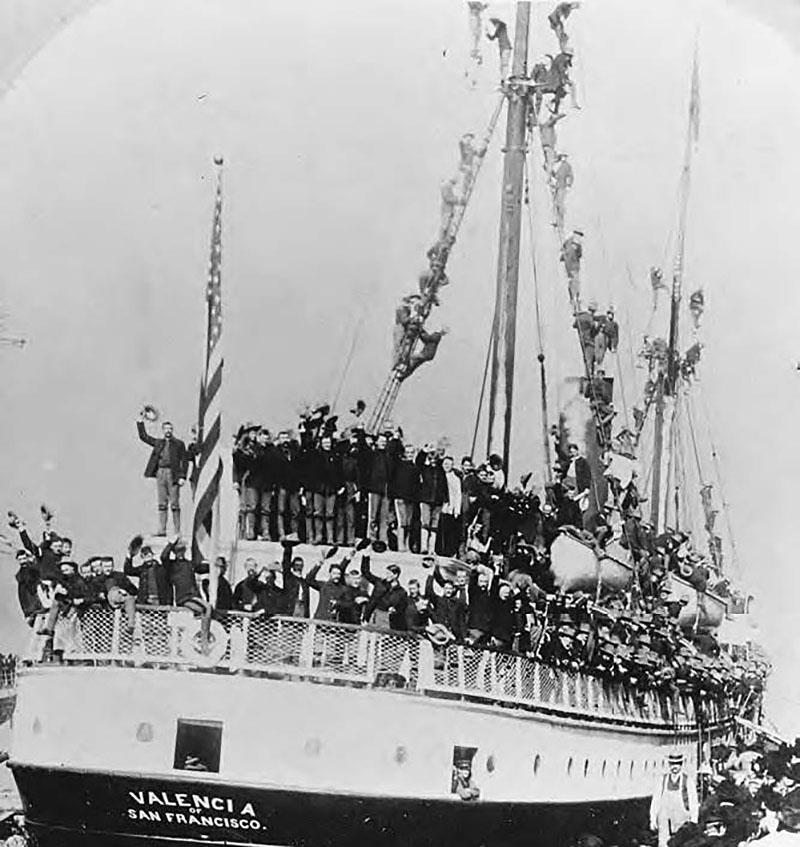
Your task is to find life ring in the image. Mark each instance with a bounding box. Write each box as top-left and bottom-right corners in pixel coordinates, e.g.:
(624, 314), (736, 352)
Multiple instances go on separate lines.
(180, 619), (228, 666)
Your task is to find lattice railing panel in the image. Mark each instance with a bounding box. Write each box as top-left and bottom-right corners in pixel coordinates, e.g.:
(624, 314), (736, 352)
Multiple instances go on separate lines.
(20, 606), (716, 731)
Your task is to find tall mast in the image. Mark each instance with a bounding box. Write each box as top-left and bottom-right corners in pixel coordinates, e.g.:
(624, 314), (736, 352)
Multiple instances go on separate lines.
(650, 373), (665, 530)
(486, 1), (531, 470)
(666, 48), (700, 396)
(651, 50), (700, 530)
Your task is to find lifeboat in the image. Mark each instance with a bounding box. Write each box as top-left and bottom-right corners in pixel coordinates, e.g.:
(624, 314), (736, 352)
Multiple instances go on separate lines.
(549, 531), (634, 595)
(663, 573), (727, 630)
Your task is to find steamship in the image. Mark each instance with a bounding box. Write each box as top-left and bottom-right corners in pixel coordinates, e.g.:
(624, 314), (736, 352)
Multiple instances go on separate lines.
(8, 3), (759, 846)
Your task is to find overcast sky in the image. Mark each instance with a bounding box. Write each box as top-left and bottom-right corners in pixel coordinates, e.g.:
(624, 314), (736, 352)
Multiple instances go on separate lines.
(0, 0), (798, 733)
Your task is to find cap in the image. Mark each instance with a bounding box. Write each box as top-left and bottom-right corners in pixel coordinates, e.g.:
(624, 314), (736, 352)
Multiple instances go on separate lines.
(387, 564), (401, 576)
(668, 752), (684, 765)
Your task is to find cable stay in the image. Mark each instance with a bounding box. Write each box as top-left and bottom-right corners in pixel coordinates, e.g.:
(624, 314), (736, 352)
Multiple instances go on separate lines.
(366, 93), (505, 434)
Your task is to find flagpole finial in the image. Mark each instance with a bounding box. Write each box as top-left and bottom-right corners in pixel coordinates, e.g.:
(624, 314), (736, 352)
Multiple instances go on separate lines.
(213, 155), (224, 166)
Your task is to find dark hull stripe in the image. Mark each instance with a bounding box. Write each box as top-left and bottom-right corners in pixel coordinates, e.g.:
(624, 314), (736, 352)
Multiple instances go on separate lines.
(11, 763), (649, 847)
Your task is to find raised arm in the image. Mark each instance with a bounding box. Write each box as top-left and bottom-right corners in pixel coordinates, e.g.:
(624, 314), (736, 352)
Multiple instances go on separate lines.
(137, 419), (157, 447)
(123, 554), (144, 578)
(303, 563), (323, 592)
(360, 554), (380, 586)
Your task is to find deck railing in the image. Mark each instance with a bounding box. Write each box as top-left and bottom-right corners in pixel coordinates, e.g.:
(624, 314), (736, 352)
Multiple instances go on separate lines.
(22, 606), (720, 732)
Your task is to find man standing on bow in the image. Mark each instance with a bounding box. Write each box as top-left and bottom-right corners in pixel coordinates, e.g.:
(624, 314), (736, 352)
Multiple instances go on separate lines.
(650, 752), (698, 847)
(137, 412), (188, 536)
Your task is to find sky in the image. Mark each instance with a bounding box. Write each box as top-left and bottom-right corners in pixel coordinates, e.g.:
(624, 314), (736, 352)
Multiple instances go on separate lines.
(0, 0), (798, 733)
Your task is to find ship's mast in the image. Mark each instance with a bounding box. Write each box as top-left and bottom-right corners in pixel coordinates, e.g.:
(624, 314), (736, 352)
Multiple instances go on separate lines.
(666, 49), (699, 397)
(486, 1), (531, 470)
(650, 50), (700, 530)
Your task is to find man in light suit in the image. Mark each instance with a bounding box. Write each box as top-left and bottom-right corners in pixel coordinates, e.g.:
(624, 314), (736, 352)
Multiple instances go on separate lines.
(650, 752), (698, 847)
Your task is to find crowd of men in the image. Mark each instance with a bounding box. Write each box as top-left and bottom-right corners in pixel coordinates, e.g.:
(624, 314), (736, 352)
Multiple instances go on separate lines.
(646, 734), (800, 847)
(6, 492), (766, 710)
(7, 508), (213, 656)
(232, 404), (508, 555)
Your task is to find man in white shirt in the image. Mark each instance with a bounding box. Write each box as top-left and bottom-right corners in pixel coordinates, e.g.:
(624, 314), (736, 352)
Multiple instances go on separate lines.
(439, 456), (463, 556)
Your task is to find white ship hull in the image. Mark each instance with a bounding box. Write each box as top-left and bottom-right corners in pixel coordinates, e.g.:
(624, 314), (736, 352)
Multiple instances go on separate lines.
(10, 664), (696, 846)
(8, 608), (726, 846)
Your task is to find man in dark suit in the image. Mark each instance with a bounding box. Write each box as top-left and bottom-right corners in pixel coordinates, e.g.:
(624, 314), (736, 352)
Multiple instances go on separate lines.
(137, 412), (188, 536)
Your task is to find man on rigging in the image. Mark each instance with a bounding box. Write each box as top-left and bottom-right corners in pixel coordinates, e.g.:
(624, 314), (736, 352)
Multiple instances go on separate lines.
(593, 305), (619, 369)
(439, 177), (464, 242)
(561, 229), (584, 305)
(573, 300), (597, 374)
(486, 17), (512, 81)
(551, 152), (573, 230)
(548, 2), (581, 53)
(538, 109), (566, 175)
(401, 327), (448, 381)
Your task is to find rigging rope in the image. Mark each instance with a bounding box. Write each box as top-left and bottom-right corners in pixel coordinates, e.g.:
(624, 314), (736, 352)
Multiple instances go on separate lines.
(695, 386), (743, 579)
(523, 155), (553, 480)
(471, 321), (495, 460)
(330, 311), (366, 414)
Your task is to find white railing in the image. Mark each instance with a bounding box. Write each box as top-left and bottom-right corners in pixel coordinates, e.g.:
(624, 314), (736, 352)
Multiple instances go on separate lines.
(23, 606), (720, 732)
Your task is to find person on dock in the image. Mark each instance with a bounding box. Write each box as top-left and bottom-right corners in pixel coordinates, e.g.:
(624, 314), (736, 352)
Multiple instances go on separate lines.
(650, 752), (699, 847)
(136, 412), (188, 536)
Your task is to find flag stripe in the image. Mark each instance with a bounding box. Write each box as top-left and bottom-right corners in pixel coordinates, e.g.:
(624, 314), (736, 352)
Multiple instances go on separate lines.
(200, 360), (222, 420)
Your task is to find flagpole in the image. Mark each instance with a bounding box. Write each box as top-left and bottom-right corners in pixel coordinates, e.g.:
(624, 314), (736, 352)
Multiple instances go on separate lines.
(191, 156), (228, 605)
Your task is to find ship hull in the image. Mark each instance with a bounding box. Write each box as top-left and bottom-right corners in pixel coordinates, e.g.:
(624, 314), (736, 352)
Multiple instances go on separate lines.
(12, 763), (649, 847)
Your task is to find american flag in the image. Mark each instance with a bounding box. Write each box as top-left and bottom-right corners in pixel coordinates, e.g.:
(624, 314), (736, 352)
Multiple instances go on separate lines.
(191, 161), (224, 563)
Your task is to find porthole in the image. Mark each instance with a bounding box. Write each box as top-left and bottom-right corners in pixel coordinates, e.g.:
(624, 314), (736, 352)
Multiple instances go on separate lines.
(533, 754), (541, 775)
(394, 745), (407, 765)
(304, 737), (321, 757)
(616, 760), (622, 776)
(601, 760), (607, 778)
(644, 760), (648, 773)
(629, 761), (635, 778)
(136, 721), (154, 743)
(32, 717), (42, 735)
(567, 757), (574, 776)
(486, 754), (496, 773)
(583, 759), (590, 778)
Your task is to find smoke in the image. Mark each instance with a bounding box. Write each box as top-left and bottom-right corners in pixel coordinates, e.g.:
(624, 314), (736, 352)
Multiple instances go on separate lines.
(558, 377), (592, 454)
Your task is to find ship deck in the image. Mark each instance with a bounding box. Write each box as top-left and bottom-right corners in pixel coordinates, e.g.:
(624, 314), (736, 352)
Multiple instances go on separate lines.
(21, 605), (728, 736)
